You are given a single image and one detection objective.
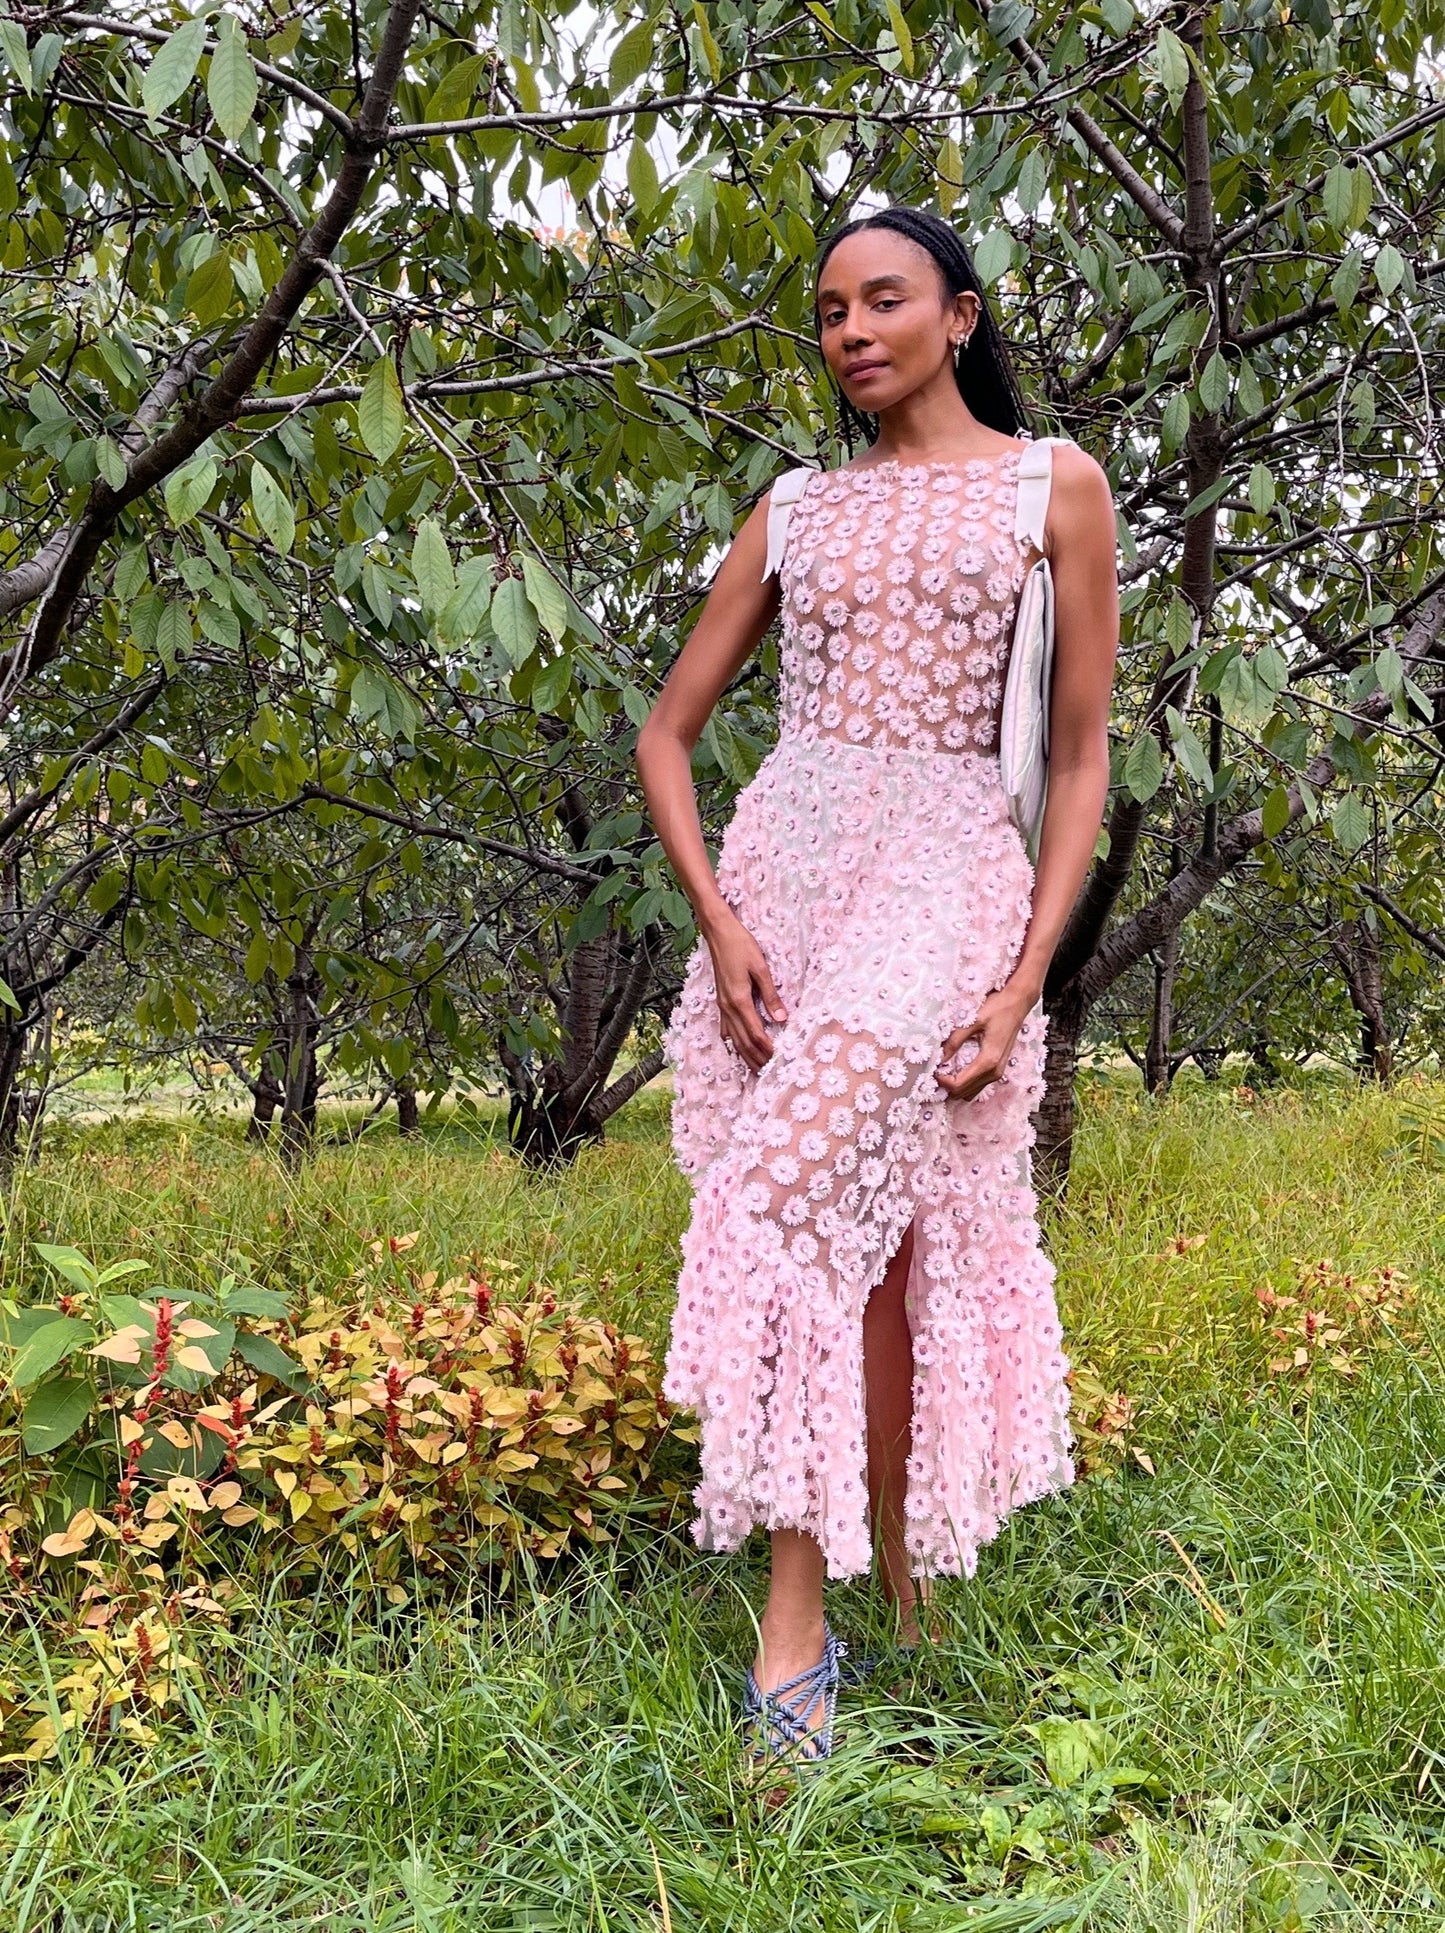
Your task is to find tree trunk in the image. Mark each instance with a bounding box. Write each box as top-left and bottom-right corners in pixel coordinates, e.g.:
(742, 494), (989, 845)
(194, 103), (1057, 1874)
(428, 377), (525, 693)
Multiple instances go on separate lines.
(509, 1060), (602, 1167)
(396, 1076), (419, 1137)
(1330, 917), (1391, 1082)
(0, 1014), (33, 1174)
(1034, 999), (1085, 1198)
(1248, 1032), (1280, 1085)
(1145, 924), (1181, 1096)
(246, 1068), (282, 1141)
(278, 967), (322, 1169)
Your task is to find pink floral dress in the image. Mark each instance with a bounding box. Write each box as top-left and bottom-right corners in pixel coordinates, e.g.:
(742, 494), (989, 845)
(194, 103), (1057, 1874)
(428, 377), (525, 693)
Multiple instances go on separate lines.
(662, 451), (1074, 1580)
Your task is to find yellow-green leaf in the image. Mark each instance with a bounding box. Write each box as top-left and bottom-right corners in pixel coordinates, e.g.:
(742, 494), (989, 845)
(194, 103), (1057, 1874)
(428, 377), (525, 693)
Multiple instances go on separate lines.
(627, 139), (659, 216)
(358, 356), (405, 462)
(521, 555), (569, 644)
(885, 0), (914, 72)
(142, 15), (207, 119)
(692, 3), (722, 79)
(249, 461), (295, 555)
(208, 13), (258, 142)
(412, 517), (455, 613)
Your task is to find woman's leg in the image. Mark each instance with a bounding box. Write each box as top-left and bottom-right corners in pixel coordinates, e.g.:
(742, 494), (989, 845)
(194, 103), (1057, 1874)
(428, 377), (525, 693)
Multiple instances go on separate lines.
(862, 1219), (928, 1642)
(754, 1528), (828, 1707)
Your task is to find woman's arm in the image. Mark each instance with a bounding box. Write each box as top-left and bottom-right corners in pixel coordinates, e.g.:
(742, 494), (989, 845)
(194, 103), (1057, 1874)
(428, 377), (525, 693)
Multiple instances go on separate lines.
(635, 492), (790, 1072)
(938, 445), (1120, 1100)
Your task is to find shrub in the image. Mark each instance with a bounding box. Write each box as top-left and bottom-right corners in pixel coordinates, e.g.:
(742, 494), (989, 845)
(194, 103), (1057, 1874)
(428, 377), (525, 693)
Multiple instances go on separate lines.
(1, 1238), (695, 1592)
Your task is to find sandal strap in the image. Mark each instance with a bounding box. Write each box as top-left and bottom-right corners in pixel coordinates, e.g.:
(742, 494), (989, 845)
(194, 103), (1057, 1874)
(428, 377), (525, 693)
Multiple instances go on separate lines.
(742, 1625), (846, 1762)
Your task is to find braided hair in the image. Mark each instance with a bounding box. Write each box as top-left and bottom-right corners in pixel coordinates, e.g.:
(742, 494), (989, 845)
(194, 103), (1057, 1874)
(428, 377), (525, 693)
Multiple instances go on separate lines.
(814, 206), (1033, 449)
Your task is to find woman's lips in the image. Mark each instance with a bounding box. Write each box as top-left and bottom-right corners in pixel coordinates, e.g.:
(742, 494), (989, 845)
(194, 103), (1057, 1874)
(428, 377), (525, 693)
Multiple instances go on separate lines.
(845, 361), (888, 382)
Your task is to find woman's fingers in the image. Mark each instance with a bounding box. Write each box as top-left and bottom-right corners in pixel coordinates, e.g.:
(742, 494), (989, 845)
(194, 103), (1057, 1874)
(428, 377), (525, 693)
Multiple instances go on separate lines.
(936, 1055), (1001, 1100)
(718, 981), (775, 1069)
(753, 958), (788, 1027)
(937, 1004), (1011, 1099)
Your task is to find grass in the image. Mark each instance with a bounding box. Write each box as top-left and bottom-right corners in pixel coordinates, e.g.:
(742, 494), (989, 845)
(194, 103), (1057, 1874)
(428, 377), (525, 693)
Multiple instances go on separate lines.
(3, 1071), (1445, 1929)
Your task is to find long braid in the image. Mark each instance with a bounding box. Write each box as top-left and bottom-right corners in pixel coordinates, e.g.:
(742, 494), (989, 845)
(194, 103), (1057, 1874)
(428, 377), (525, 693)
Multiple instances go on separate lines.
(814, 207), (1034, 449)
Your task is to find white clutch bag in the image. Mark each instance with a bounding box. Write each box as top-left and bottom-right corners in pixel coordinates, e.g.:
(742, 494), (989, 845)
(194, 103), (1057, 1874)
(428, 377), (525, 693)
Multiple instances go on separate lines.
(999, 435), (1071, 863)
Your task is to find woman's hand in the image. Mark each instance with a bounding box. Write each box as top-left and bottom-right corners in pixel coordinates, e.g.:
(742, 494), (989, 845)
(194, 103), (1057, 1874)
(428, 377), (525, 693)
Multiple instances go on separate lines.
(706, 908), (788, 1072)
(936, 979), (1039, 1102)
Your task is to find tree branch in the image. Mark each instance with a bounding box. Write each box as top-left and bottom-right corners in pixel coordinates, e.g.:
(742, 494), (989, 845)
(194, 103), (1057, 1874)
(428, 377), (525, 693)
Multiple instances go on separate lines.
(6, 1), (423, 677)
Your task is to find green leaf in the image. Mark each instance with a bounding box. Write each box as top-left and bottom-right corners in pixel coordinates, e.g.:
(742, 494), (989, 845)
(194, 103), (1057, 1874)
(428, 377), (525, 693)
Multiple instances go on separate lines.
(22, 1376), (95, 1455)
(1331, 792), (1369, 855)
(609, 19), (654, 91)
(250, 461), (295, 555)
(358, 356), (406, 462)
(142, 15), (207, 118)
(1248, 463), (1275, 515)
(1375, 646), (1404, 698)
(186, 249), (235, 326)
(421, 51), (487, 124)
(973, 229), (1014, 285)
(531, 652), (572, 714)
(1123, 731), (1163, 802)
(222, 1286), (291, 1320)
(1163, 595), (1194, 655)
(627, 139), (660, 216)
(937, 136), (963, 216)
(1197, 349), (1230, 415)
(165, 454), (217, 527)
(438, 555), (494, 642)
(1331, 247), (1363, 314)
(9, 1317), (93, 1389)
(521, 554), (569, 644)
(1160, 389), (1190, 453)
(96, 436), (128, 490)
(490, 576), (538, 665)
(0, 975), (20, 1016)
(1261, 784), (1292, 840)
(235, 1330), (308, 1389)
(244, 929), (270, 984)
(155, 599), (194, 670)
(1322, 163), (1356, 231)
(1374, 243), (1404, 297)
(692, 2), (722, 79)
(412, 517), (455, 613)
(34, 1243), (98, 1291)
(1165, 706), (1213, 787)
(1155, 25), (1190, 106)
(885, 0), (914, 71)
(0, 19), (32, 94)
(208, 13), (258, 142)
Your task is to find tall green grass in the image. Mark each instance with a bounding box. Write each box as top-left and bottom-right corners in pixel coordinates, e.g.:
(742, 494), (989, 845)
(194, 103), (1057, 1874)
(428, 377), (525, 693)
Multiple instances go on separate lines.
(4, 1073), (1445, 1930)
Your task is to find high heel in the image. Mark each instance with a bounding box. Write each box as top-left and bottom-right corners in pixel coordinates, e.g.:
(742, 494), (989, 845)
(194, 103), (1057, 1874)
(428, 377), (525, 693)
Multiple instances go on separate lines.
(741, 1622), (845, 1766)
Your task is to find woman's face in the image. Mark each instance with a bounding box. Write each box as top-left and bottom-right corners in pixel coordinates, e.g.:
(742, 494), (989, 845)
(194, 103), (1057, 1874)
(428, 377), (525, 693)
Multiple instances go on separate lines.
(815, 228), (978, 415)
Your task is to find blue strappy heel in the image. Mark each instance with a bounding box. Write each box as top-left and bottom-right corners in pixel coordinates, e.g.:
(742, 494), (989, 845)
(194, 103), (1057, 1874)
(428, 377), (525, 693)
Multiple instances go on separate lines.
(742, 1623), (846, 1765)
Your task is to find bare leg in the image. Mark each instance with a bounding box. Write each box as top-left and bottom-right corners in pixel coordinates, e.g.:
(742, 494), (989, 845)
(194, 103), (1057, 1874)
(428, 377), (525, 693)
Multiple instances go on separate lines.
(862, 1220), (934, 1643)
(753, 1528), (828, 1725)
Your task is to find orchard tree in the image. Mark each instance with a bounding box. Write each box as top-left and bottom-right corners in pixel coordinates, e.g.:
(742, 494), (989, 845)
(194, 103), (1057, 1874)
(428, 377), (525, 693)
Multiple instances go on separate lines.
(2, 0), (1444, 1187)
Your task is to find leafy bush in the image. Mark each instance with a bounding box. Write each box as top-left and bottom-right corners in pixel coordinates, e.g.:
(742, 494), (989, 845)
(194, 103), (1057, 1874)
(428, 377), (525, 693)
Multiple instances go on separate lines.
(2, 1237), (693, 1590)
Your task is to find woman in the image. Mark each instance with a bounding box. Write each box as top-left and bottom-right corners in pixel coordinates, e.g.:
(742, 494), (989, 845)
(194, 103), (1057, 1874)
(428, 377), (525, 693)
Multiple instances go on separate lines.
(635, 206), (1120, 1762)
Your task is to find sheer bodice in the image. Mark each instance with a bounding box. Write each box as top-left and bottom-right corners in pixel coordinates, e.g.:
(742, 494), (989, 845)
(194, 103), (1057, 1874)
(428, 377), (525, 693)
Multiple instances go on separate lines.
(776, 451), (1030, 758)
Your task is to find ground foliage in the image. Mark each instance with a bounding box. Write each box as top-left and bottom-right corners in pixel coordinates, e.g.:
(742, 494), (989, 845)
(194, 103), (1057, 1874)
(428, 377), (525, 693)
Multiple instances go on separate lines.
(0, 1077), (1443, 1923)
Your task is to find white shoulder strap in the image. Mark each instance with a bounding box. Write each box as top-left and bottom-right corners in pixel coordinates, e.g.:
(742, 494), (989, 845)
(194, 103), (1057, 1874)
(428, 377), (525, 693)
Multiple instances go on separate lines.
(1014, 436), (1072, 554)
(762, 466), (816, 582)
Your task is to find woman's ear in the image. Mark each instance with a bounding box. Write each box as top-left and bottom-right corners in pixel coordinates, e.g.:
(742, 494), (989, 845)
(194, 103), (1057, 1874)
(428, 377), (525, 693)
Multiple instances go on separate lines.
(952, 290), (981, 337)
